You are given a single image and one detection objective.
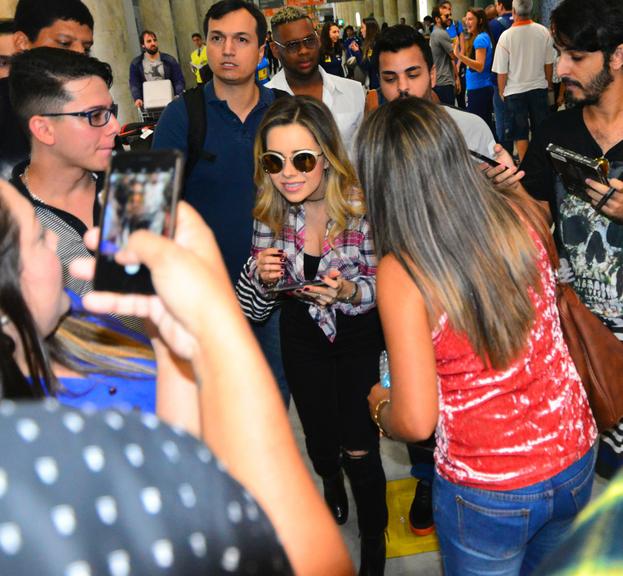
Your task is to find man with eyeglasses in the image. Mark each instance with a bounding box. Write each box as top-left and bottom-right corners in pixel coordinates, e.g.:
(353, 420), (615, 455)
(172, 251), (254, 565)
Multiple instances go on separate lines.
(266, 7), (364, 157)
(8, 47), (119, 297)
(0, 0), (94, 172)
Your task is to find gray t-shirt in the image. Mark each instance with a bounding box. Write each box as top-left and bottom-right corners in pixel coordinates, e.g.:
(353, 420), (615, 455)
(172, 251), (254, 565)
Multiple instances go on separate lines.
(143, 55), (164, 82)
(430, 27), (455, 88)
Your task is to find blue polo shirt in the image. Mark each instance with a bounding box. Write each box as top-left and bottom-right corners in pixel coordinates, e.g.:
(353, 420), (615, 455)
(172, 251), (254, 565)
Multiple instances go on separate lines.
(153, 81), (277, 280)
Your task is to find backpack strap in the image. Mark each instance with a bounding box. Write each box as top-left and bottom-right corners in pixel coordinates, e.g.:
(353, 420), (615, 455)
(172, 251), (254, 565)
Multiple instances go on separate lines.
(182, 86), (214, 183)
(182, 86), (289, 183)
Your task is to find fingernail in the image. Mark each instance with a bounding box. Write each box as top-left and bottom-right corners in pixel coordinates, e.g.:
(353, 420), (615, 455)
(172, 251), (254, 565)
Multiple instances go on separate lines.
(303, 287), (311, 292)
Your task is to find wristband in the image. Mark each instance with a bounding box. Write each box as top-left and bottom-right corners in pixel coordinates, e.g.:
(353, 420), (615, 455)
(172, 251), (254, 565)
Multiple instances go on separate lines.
(341, 281), (359, 304)
(373, 399), (392, 438)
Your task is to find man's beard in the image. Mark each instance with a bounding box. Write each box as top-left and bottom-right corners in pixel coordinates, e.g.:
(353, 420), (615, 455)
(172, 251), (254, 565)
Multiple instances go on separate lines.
(144, 46), (159, 56)
(563, 58), (614, 107)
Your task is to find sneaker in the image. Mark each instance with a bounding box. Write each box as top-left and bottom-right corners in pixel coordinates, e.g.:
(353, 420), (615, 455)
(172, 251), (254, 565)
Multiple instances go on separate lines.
(408, 480), (434, 536)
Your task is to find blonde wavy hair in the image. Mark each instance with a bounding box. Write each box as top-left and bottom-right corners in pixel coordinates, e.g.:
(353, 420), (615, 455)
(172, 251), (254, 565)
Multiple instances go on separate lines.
(253, 95), (363, 245)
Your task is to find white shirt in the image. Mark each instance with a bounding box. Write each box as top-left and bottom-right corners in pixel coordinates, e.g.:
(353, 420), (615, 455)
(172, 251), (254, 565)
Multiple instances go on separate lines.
(444, 105), (496, 158)
(266, 67), (365, 157)
(492, 22), (554, 97)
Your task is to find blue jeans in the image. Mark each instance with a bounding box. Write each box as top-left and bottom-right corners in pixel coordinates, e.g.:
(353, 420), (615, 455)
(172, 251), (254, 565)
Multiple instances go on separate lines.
(251, 308), (290, 407)
(504, 88), (549, 141)
(433, 444), (597, 576)
(467, 86), (494, 135)
(493, 84), (513, 154)
(434, 84), (456, 106)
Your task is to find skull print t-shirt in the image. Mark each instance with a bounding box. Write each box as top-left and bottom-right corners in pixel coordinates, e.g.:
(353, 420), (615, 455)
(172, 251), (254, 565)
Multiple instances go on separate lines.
(521, 106), (623, 340)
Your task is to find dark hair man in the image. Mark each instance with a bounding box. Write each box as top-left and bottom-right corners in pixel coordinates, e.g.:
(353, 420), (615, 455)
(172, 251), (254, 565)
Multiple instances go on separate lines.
(152, 0), (289, 406)
(8, 47), (119, 296)
(0, 19), (15, 80)
(129, 30), (185, 109)
(369, 23), (524, 538)
(0, 0), (94, 169)
(429, 6), (457, 105)
(267, 7), (364, 156)
(520, 0), (623, 479)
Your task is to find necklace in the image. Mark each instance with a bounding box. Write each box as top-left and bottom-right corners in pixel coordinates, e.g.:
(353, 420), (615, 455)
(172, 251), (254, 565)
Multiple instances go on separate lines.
(305, 195), (325, 203)
(21, 165), (44, 203)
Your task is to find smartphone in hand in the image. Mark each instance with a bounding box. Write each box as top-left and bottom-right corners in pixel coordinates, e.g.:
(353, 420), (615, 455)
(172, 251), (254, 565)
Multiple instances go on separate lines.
(93, 149), (183, 294)
(469, 149), (502, 168)
(267, 280), (326, 294)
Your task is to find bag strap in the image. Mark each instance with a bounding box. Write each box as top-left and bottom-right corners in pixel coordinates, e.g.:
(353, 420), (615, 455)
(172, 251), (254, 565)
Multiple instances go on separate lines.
(183, 86), (212, 183)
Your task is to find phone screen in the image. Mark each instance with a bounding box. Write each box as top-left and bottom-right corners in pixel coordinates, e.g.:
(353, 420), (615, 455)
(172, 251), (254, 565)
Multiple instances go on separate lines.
(93, 149), (183, 294)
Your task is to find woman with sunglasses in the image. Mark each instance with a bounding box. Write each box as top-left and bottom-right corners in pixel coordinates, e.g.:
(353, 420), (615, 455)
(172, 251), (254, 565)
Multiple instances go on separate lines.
(246, 95), (387, 575)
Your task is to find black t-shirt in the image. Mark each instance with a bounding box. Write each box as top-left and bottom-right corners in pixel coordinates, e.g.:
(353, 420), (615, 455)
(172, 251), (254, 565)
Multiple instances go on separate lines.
(0, 77), (30, 169)
(521, 107), (623, 336)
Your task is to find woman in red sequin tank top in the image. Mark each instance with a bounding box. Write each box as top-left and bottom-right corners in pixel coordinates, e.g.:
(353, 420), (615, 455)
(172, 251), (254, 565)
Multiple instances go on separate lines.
(358, 98), (597, 576)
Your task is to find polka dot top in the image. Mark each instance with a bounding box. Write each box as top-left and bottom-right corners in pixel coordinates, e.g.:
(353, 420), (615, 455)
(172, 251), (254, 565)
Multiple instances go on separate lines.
(0, 399), (293, 575)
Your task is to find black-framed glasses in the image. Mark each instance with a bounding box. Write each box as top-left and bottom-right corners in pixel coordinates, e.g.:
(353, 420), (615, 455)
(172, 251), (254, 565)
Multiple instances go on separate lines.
(273, 33), (318, 54)
(39, 103), (119, 127)
(260, 150), (324, 174)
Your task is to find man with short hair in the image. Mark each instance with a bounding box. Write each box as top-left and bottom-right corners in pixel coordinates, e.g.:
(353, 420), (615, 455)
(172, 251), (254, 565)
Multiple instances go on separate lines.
(521, 0), (623, 479)
(129, 30), (185, 109)
(489, 0), (514, 154)
(266, 7), (364, 155)
(0, 19), (15, 80)
(152, 0), (289, 405)
(429, 6), (456, 105)
(190, 32), (210, 85)
(8, 47), (119, 296)
(492, 0), (553, 161)
(0, 0), (95, 169)
(370, 23), (523, 538)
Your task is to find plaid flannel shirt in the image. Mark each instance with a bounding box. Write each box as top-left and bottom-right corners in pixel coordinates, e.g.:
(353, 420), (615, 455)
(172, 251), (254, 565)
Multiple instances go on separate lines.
(248, 202), (377, 342)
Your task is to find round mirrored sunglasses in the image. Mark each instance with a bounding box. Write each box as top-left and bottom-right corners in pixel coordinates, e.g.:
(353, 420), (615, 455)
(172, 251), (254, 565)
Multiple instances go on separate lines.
(260, 150), (324, 174)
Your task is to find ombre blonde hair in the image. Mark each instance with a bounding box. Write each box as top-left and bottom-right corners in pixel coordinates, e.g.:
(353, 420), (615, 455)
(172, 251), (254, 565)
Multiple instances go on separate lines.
(253, 95), (363, 245)
(358, 98), (551, 370)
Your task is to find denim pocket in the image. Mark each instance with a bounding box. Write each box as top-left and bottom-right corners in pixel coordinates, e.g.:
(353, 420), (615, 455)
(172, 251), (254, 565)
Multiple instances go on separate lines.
(569, 448), (597, 512)
(456, 495), (530, 558)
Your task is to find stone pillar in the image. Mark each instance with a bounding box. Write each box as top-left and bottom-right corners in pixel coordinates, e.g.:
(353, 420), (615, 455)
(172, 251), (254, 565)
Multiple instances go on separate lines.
(170, 0), (201, 87)
(374, 0), (384, 22)
(364, 0), (375, 18)
(137, 0), (178, 61)
(397, 0), (414, 25)
(0, 0), (16, 18)
(382, 0), (397, 25)
(195, 0), (213, 30)
(82, 0), (136, 126)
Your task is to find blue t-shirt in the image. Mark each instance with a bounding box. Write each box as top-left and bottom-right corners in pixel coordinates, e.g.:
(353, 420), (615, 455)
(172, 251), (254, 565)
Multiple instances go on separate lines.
(466, 32), (493, 91)
(153, 82), (278, 281)
(48, 291), (156, 413)
(256, 57), (270, 86)
(445, 20), (463, 39)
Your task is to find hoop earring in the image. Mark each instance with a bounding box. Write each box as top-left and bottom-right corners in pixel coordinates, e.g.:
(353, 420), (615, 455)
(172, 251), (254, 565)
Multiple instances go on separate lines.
(0, 315), (9, 328)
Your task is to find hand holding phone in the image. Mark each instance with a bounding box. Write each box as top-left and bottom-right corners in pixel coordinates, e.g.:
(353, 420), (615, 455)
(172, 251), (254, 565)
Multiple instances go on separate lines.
(470, 149), (502, 168)
(267, 280), (326, 294)
(93, 149), (183, 294)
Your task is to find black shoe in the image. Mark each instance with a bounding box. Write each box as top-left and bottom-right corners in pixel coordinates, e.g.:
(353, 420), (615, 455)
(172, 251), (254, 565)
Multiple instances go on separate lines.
(408, 480), (434, 536)
(359, 533), (386, 576)
(322, 470), (349, 525)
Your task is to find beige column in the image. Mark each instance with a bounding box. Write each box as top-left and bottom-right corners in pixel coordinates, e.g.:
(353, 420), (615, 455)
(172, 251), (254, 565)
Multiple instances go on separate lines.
(382, 0), (397, 25)
(452, 0), (469, 22)
(137, 0), (178, 61)
(195, 0), (213, 29)
(170, 0), (201, 87)
(0, 0), (16, 18)
(373, 0), (384, 22)
(364, 0), (374, 18)
(397, 0), (414, 25)
(82, 0), (136, 126)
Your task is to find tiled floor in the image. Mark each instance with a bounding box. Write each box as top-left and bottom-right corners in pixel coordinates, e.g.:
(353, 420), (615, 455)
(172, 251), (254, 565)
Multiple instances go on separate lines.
(289, 404), (609, 575)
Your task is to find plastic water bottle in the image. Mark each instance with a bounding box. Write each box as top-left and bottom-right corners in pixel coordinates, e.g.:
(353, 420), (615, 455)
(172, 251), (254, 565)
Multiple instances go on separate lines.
(379, 350), (391, 388)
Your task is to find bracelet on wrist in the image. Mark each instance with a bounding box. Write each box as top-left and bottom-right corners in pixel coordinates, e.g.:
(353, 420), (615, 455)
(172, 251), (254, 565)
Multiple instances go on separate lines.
(340, 281), (359, 304)
(373, 399), (392, 438)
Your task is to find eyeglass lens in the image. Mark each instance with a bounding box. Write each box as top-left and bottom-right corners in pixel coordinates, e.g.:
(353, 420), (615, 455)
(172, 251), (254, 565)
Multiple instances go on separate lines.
(89, 104), (118, 127)
(261, 152), (318, 174)
(285, 35), (316, 53)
